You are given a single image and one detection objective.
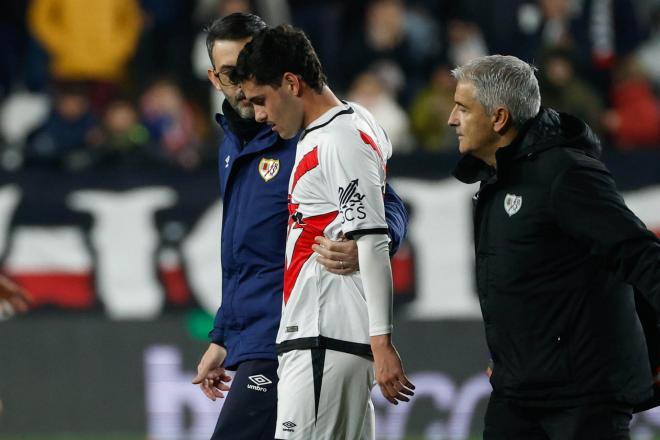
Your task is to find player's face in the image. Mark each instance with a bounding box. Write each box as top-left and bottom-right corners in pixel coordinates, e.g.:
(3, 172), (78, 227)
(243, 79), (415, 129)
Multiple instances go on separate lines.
(448, 81), (499, 158)
(241, 77), (303, 140)
(207, 38), (255, 119)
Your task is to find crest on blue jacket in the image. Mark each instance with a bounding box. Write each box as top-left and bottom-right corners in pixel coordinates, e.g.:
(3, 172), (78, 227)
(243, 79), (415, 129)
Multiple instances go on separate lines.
(259, 158), (280, 182)
(504, 193), (522, 216)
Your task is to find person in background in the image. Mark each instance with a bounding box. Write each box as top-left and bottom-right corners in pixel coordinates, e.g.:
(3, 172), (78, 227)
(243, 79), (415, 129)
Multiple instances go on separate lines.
(191, 14), (409, 440)
(449, 54), (660, 439)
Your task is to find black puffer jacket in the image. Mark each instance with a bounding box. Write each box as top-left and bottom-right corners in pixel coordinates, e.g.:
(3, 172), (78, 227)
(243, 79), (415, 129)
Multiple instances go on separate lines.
(454, 108), (660, 407)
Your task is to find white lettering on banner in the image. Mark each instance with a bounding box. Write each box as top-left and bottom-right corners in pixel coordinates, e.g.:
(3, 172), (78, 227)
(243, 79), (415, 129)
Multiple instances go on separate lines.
(371, 372), (491, 439)
(140, 345), (660, 439)
(142, 345), (490, 440)
(0, 185), (20, 253)
(144, 345), (224, 440)
(68, 188), (177, 319)
(181, 201), (222, 312)
(387, 178), (482, 318)
(4, 227), (91, 271)
(0, 181), (659, 319)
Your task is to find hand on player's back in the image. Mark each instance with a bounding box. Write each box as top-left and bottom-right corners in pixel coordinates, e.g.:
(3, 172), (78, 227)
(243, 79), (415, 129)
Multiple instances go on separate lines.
(192, 343), (232, 401)
(313, 235), (359, 275)
(371, 334), (415, 405)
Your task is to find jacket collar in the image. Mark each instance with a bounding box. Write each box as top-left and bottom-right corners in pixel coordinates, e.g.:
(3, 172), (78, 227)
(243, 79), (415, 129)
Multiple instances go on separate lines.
(299, 102), (354, 141)
(215, 101), (280, 156)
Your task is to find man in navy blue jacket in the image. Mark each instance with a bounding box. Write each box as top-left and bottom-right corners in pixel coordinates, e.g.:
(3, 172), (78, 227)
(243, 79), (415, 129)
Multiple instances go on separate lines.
(191, 13), (409, 440)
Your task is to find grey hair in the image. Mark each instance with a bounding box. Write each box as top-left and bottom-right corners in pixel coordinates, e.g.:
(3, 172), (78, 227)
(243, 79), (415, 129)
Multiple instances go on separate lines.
(451, 55), (541, 128)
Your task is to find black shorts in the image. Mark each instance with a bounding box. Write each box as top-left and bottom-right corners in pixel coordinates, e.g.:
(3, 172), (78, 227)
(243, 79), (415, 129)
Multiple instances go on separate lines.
(211, 359), (278, 440)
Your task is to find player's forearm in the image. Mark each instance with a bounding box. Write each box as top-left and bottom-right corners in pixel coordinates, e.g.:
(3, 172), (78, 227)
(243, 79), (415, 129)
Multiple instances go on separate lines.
(356, 233), (393, 336)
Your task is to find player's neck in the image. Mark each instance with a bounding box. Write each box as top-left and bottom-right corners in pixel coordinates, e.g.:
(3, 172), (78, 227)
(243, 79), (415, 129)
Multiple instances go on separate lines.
(302, 85), (343, 129)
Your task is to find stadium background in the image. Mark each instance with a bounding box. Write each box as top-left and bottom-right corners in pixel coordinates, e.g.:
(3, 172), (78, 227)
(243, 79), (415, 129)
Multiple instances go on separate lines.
(0, 0), (659, 439)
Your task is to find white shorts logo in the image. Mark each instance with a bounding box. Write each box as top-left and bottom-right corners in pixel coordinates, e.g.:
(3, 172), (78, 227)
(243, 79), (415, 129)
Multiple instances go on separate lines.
(247, 374), (272, 392)
(504, 194), (522, 216)
(282, 421), (296, 432)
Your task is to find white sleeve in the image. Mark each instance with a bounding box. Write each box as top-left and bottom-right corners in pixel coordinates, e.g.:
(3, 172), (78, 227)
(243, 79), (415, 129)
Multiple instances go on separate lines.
(356, 233), (393, 336)
(320, 130), (388, 238)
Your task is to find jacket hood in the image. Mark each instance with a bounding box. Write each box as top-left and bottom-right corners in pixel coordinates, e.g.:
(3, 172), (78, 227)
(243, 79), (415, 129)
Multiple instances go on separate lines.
(514, 107), (602, 160)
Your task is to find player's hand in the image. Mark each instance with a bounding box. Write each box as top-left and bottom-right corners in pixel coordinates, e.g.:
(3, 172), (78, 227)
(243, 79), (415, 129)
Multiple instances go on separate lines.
(0, 275), (32, 318)
(371, 334), (415, 405)
(192, 343), (232, 401)
(313, 235), (359, 275)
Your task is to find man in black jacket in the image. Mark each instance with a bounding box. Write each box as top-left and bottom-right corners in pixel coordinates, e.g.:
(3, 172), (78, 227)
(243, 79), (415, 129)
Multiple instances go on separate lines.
(449, 54), (660, 439)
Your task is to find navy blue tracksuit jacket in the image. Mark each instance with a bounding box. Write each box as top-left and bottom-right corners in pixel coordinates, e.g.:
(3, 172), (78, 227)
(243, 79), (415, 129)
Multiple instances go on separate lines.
(210, 104), (408, 369)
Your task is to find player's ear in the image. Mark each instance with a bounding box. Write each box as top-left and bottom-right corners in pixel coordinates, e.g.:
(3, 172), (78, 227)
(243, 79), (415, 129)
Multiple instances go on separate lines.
(283, 72), (301, 97)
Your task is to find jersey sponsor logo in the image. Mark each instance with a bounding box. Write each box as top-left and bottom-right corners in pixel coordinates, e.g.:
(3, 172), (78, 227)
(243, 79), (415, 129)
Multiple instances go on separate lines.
(224, 155), (230, 168)
(286, 325), (298, 333)
(282, 421), (296, 432)
(247, 374), (272, 392)
(338, 179), (366, 223)
(258, 158), (280, 182)
(504, 194), (522, 216)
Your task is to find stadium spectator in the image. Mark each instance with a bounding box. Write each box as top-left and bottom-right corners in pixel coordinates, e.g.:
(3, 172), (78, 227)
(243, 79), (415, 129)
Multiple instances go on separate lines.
(139, 79), (205, 169)
(446, 19), (488, 68)
(409, 64), (457, 151)
(340, 0), (424, 103)
(27, 0), (142, 112)
(450, 54), (660, 439)
(636, 5), (660, 91)
(25, 82), (102, 169)
(95, 99), (151, 166)
(602, 56), (660, 149)
(539, 48), (604, 135)
(348, 71), (413, 153)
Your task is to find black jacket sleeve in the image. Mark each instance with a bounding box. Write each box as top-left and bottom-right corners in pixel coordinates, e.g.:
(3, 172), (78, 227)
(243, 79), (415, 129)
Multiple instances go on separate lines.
(550, 163), (660, 310)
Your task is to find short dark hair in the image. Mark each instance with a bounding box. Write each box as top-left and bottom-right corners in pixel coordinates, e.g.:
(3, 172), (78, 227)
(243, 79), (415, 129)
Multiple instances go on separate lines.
(205, 13), (267, 67)
(231, 24), (327, 93)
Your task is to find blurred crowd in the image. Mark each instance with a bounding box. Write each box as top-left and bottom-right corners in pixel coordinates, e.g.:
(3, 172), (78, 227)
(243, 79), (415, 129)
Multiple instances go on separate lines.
(0, 0), (659, 172)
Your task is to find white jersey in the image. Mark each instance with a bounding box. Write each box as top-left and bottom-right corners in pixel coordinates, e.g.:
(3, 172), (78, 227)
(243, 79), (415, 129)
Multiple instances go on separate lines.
(277, 102), (391, 356)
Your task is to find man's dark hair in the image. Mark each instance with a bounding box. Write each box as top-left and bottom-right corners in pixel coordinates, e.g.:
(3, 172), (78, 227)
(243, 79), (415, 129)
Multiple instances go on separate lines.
(231, 24), (327, 93)
(205, 13), (267, 67)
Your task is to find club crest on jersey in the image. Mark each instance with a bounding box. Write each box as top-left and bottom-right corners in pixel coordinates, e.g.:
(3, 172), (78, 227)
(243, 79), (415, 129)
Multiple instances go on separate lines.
(338, 179), (366, 224)
(259, 158), (280, 182)
(504, 193), (523, 216)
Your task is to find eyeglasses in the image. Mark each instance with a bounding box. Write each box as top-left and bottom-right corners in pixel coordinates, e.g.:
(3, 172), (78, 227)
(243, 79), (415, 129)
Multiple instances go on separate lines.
(213, 66), (236, 87)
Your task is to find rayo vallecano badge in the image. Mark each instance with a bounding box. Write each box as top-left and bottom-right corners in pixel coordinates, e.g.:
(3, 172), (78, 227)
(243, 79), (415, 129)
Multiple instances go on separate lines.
(258, 158), (280, 182)
(504, 193), (522, 216)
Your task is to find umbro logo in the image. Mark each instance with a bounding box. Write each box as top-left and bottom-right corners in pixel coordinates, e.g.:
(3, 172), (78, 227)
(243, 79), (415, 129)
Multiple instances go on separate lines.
(248, 375), (272, 386)
(247, 374), (271, 392)
(282, 421), (296, 432)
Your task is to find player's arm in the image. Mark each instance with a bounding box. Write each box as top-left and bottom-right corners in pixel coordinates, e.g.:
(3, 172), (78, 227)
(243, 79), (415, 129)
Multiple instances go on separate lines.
(0, 275), (32, 319)
(355, 233), (415, 405)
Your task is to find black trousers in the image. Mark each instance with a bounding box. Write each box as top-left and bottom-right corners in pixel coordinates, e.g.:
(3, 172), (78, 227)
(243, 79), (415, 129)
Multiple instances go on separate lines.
(484, 393), (632, 440)
(210, 359), (278, 440)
